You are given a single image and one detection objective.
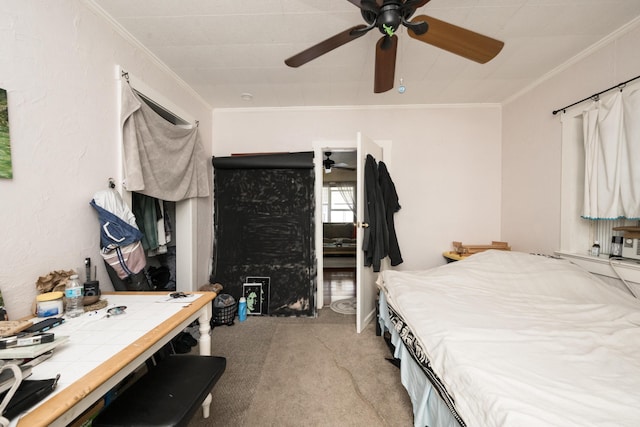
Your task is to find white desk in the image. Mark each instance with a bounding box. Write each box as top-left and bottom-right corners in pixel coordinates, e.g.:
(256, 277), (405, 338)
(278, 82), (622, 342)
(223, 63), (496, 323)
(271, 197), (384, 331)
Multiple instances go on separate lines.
(11, 292), (214, 427)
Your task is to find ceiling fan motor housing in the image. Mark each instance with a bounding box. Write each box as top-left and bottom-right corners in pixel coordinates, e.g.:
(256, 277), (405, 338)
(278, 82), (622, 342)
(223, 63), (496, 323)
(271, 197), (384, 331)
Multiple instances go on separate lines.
(323, 152), (335, 170)
(378, 3), (403, 34)
(361, 0), (406, 35)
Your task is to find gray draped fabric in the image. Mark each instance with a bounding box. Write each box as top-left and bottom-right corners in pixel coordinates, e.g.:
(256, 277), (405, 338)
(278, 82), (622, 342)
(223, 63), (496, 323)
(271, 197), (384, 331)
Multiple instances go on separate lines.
(121, 83), (210, 201)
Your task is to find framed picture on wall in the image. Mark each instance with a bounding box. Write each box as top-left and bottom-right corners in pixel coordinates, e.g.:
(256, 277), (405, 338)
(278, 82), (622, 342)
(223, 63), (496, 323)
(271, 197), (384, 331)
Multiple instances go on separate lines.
(246, 276), (270, 315)
(242, 283), (263, 315)
(0, 88), (12, 179)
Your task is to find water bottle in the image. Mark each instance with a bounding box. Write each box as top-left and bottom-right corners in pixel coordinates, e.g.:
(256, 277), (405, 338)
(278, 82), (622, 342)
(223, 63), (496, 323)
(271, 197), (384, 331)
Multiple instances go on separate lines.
(65, 274), (84, 318)
(238, 297), (247, 322)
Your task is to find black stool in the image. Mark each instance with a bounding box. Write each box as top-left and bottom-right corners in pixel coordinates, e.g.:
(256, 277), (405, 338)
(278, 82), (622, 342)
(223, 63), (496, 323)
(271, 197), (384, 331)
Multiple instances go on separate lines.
(93, 355), (226, 427)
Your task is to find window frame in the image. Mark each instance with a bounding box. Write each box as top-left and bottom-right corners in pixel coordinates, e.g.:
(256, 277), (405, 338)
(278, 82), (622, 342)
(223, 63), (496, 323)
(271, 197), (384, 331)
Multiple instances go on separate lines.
(322, 181), (356, 224)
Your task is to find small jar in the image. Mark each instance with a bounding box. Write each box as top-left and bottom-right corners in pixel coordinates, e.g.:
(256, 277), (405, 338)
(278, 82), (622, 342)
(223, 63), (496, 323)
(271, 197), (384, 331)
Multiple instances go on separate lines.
(36, 291), (64, 317)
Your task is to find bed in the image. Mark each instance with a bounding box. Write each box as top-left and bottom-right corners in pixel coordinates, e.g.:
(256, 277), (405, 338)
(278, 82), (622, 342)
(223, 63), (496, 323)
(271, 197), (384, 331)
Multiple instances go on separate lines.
(377, 250), (640, 427)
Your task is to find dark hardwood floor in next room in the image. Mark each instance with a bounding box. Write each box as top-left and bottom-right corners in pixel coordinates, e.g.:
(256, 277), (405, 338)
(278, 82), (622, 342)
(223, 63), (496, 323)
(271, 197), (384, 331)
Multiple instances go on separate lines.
(323, 267), (355, 306)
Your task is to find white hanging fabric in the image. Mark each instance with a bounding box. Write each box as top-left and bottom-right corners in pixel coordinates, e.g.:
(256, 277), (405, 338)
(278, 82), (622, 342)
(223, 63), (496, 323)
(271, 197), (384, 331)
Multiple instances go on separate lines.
(582, 90), (640, 219)
(121, 83), (210, 202)
(335, 184), (356, 217)
(621, 88), (640, 217)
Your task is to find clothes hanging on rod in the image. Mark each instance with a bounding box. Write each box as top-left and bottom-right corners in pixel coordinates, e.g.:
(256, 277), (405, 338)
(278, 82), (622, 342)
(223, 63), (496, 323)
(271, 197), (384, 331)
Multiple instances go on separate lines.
(131, 192), (173, 256)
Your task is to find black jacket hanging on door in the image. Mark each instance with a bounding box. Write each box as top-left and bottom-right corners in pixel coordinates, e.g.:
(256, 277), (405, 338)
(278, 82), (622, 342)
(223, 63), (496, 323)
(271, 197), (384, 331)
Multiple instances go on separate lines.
(363, 154), (388, 272)
(378, 161), (403, 267)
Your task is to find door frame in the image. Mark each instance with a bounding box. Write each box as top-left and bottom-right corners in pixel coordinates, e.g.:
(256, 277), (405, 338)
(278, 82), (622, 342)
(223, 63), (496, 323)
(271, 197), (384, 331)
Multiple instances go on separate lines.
(313, 141), (355, 310)
(312, 139), (392, 319)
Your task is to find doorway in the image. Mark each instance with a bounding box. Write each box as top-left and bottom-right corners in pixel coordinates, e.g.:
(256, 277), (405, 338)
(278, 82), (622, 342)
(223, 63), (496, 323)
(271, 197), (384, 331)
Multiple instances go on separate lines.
(314, 136), (388, 332)
(320, 150), (357, 306)
(117, 69), (199, 293)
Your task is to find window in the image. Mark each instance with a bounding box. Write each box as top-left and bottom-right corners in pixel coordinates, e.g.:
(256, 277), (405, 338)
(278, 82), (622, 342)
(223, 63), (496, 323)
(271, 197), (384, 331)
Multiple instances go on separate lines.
(560, 81), (640, 256)
(322, 183), (355, 223)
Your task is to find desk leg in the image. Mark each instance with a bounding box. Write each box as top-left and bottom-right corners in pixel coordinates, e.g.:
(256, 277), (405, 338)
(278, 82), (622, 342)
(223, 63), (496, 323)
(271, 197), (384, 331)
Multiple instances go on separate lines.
(198, 305), (213, 418)
(198, 307), (212, 356)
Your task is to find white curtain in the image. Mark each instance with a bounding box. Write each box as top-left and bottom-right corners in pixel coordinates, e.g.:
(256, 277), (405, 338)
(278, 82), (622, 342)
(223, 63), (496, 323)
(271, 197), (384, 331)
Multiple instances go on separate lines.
(336, 184), (356, 217)
(582, 89), (640, 219)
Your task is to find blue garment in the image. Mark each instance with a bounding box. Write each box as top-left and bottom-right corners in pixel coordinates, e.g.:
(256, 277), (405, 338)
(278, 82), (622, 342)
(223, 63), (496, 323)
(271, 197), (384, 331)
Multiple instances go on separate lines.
(90, 200), (143, 249)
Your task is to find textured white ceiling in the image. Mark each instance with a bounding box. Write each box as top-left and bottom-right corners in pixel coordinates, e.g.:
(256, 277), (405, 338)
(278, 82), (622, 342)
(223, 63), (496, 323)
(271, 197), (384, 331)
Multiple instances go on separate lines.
(90, 0), (640, 109)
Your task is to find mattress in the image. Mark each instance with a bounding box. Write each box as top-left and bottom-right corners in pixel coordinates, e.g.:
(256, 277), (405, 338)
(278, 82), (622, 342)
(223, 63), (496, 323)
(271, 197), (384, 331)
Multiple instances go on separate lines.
(379, 292), (463, 427)
(378, 250), (640, 427)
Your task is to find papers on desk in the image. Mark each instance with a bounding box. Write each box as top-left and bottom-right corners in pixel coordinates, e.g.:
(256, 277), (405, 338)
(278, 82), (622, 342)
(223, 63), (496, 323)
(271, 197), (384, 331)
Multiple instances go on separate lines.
(157, 293), (201, 303)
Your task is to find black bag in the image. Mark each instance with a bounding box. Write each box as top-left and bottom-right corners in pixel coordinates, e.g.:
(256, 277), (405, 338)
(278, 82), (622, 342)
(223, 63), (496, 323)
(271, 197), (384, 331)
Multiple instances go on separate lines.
(148, 265), (171, 290)
(0, 375), (59, 420)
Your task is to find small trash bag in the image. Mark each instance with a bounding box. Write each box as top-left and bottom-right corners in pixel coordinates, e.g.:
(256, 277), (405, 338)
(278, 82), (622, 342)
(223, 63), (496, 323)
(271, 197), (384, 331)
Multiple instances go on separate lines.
(213, 294), (235, 308)
(211, 294), (237, 327)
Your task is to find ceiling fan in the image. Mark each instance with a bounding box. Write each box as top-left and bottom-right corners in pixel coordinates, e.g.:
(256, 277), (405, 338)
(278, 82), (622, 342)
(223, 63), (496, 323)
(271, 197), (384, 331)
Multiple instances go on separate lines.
(323, 152), (356, 173)
(285, 0), (504, 94)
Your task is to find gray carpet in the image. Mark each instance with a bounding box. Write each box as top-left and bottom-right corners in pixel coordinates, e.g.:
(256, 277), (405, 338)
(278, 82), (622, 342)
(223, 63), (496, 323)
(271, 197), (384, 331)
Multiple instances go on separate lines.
(188, 309), (414, 426)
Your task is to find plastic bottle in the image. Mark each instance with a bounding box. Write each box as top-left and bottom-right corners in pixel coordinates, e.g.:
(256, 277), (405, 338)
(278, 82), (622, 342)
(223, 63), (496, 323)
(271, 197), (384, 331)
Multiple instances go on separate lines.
(65, 274), (84, 318)
(238, 297), (247, 322)
(591, 241), (601, 257)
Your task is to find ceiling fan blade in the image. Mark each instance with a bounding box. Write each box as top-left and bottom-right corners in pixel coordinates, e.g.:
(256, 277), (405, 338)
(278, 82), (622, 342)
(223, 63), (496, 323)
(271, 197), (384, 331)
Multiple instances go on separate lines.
(374, 35), (397, 93)
(402, 0), (431, 12)
(285, 25), (369, 68)
(408, 14), (504, 64)
(345, 0), (382, 11)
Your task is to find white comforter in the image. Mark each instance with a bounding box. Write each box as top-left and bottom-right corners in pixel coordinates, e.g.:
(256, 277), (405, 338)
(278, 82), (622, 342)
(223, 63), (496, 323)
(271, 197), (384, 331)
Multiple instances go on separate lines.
(379, 251), (640, 427)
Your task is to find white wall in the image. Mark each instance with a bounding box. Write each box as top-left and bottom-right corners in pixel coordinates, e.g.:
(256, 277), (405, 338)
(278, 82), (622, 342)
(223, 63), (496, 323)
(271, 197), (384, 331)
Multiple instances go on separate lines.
(212, 105), (502, 270)
(502, 21), (640, 254)
(0, 0), (213, 319)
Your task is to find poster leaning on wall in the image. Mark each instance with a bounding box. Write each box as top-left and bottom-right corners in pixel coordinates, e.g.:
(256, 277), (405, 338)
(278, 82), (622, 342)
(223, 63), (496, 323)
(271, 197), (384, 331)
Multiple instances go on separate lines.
(246, 276), (271, 315)
(242, 283), (262, 315)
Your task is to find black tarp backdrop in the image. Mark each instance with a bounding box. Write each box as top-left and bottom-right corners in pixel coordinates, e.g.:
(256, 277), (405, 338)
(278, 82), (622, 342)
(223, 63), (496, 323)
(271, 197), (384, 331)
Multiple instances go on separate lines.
(210, 152), (316, 317)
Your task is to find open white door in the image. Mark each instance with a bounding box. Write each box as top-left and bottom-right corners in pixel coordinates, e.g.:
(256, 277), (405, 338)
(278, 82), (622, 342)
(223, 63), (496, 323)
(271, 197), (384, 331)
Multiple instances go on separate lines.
(355, 133), (383, 333)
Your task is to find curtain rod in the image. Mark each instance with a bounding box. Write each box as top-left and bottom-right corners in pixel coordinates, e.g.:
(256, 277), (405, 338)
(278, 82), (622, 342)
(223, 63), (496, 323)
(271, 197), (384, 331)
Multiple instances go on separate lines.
(552, 74), (640, 115)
